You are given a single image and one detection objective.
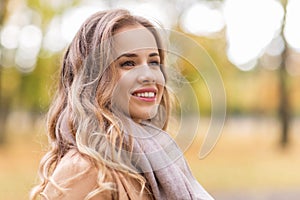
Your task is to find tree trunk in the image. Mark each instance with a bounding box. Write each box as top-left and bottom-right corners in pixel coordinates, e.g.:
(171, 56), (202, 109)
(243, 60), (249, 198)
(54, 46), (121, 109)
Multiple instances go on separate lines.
(278, 0), (290, 148)
(278, 52), (289, 147)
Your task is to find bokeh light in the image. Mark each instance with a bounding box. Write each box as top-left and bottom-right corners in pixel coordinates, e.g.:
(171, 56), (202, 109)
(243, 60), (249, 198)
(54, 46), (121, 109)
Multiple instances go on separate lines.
(1, 25), (20, 49)
(16, 25), (42, 72)
(284, 0), (300, 51)
(114, 0), (177, 29)
(180, 2), (225, 36)
(223, 0), (284, 71)
(19, 25), (42, 50)
(61, 4), (107, 44)
(43, 16), (68, 53)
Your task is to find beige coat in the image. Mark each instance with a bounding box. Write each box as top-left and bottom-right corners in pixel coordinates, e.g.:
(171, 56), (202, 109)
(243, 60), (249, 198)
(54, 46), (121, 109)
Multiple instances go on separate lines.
(41, 150), (153, 200)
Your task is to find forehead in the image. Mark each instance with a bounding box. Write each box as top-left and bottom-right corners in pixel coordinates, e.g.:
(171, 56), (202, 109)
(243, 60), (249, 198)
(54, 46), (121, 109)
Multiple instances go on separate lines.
(113, 25), (158, 57)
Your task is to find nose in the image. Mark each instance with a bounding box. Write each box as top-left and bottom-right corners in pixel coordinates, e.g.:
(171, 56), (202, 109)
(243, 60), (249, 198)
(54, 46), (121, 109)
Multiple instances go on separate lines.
(137, 65), (156, 84)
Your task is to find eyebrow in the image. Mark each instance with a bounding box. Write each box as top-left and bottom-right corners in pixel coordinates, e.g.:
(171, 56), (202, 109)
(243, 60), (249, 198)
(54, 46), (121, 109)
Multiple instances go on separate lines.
(149, 52), (159, 57)
(116, 52), (160, 60)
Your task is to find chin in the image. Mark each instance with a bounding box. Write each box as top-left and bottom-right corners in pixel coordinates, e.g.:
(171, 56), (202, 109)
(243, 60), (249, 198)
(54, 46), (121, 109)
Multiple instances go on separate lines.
(130, 106), (159, 121)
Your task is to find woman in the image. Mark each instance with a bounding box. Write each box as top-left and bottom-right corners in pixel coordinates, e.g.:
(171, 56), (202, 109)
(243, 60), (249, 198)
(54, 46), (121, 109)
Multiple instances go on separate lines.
(31, 9), (214, 200)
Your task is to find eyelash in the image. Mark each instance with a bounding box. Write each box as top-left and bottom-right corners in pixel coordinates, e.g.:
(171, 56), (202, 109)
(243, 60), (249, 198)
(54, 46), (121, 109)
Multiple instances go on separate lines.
(120, 60), (160, 67)
(120, 61), (135, 67)
(149, 61), (160, 66)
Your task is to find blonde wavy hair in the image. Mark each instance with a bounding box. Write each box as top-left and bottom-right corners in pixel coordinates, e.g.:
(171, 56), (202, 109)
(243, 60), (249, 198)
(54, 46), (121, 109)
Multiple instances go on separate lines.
(31, 9), (170, 199)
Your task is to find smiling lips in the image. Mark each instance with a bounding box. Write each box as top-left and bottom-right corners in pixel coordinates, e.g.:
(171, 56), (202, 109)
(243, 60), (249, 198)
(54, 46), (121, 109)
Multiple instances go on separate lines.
(132, 88), (157, 102)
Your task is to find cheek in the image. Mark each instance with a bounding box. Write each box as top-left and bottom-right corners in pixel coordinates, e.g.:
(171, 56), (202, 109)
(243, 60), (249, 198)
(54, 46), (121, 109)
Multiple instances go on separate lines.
(116, 72), (133, 99)
(111, 71), (132, 113)
(157, 71), (166, 91)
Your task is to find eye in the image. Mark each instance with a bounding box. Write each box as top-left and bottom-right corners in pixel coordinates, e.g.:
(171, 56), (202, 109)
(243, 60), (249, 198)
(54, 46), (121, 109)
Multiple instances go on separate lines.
(120, 60), (135, 67)
(149, 60), (160, 66)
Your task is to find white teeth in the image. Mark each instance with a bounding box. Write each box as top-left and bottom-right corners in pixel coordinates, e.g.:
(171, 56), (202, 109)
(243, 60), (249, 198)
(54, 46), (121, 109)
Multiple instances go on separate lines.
(135, 92), (155, 98)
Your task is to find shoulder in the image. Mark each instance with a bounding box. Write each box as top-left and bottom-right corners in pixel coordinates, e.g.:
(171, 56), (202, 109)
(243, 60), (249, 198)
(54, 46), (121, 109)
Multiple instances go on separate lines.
(41, 149), (111, 200)
(41, 149), (152, 200)
(54, 149), (96, 178)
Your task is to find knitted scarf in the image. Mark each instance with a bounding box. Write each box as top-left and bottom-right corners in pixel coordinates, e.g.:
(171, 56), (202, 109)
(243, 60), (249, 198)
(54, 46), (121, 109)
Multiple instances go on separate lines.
(120, 118), (214, 200)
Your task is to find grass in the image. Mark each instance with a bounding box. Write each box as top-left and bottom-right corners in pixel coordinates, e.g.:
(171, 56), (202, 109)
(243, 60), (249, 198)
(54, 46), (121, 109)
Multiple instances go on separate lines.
(0, 116), (300, 199)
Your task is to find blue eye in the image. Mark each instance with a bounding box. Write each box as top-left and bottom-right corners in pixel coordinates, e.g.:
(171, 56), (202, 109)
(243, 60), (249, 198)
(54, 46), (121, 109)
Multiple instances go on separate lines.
(120, 61), (135, 67)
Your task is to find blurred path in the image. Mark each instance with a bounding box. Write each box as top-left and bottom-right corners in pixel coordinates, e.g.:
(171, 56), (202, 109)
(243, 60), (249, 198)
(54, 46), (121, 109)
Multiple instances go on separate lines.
(212, 189), (300, 200)
(183, 115), (300, 200)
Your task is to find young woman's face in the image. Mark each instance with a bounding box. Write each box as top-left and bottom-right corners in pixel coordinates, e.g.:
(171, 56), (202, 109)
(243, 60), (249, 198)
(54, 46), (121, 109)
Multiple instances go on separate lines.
(111, 25), (165, 122)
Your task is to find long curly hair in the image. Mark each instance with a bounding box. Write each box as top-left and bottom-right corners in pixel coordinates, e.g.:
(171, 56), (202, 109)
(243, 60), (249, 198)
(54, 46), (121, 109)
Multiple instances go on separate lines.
(30, 9), (170, 199)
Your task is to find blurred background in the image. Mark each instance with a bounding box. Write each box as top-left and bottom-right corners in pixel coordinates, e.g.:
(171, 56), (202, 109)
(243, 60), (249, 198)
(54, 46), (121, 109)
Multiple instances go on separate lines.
(0, 0), (299, 199)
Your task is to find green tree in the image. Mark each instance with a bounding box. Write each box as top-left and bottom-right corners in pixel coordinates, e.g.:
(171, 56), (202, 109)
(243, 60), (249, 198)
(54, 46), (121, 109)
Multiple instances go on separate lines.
(0, 0), (80, 144)
(0, 0), (9, 144)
